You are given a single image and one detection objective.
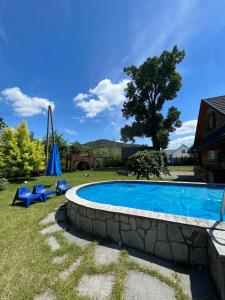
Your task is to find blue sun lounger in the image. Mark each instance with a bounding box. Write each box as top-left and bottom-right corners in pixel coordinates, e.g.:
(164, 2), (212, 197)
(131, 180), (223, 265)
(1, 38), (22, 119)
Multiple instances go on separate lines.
(56, 180), (71, 195)
(32, 184), (56, 202)
(12, 187), (44, 208)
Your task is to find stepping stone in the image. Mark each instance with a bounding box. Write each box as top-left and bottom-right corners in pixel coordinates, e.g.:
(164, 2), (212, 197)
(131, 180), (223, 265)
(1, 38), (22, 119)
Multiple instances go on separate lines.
(63, 231), (91, 248)
(94, 244), (120, 265)
(40, 212), (55, 225)
(52, 254), (67, 264)
(33, 289), (56, 300)
(76, 274), (114, 300)
(176, 266), (218, 299)
(128, 249), (174, 277)
(59, 257), (82, 280)
(40, 223), (63, 235)
(55, 209), (67, 222)
(124, 271), (175, 300)
(47, 236), (60, 251)
(55, 204), (67, 211)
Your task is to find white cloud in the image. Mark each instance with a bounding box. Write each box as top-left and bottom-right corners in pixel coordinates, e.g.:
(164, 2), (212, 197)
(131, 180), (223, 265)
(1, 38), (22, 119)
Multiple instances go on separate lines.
(168, 135), (195, 149)
(175, 119), (197, 135)
(73, 79), (129, 117)
(1, 87), (55, 117)
(63, 128), (77, 136)
(75, 93), (88, 102)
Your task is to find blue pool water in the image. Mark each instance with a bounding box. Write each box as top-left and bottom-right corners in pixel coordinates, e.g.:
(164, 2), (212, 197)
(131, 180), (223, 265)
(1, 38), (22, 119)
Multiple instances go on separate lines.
(77, 182), (225, 221)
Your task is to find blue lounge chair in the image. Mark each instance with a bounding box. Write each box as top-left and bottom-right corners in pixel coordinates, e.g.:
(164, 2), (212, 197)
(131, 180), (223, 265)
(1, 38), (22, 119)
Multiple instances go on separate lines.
(32, 184), (56, 202)
(12, 187), (43, 208)
(56, 180), (71, 195)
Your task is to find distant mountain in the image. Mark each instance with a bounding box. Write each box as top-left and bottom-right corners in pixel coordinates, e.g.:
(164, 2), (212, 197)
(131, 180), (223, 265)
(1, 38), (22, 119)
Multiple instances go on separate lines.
(83, 139), (144, 149)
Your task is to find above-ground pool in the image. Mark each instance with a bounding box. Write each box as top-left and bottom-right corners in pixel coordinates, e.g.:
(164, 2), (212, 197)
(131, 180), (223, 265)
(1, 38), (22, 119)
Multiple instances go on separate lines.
(77, 181), (224, 221)
(66, 181), (225, 298)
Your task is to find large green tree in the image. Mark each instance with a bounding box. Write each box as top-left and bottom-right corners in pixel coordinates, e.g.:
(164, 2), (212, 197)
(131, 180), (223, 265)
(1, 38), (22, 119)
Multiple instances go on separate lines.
(121, 46), (185, 150)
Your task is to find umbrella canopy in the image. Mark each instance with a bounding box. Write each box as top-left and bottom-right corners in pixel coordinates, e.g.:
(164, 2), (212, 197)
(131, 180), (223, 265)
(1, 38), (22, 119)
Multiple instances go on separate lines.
(45, 143), (62, 176)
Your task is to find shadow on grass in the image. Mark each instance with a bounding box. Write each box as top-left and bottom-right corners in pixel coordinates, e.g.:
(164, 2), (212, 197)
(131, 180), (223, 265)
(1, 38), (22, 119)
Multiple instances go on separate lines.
(92, 167), (126, 173)
(8, 177), (36, 184)
(11, 199), (44, 208)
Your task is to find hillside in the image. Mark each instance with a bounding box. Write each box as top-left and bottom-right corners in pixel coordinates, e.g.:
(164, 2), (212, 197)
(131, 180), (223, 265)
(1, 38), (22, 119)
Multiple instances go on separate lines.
(83, 139), (144, 149)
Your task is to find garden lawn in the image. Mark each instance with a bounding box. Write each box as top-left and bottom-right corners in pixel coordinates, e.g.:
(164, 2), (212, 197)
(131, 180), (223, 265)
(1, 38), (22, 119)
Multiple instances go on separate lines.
(0, 170), (189, 300)
(168, 165), (194, 172)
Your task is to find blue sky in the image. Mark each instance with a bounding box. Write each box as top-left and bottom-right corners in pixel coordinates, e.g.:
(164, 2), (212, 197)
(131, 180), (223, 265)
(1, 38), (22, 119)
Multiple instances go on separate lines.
(0, 0), (225, 148)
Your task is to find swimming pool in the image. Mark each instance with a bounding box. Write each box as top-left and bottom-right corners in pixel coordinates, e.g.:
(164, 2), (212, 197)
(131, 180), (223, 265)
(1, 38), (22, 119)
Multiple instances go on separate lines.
(77, 181), (224, 221)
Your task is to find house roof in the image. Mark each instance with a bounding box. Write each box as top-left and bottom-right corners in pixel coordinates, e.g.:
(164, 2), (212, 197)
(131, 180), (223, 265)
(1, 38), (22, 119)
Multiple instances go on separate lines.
(191, 95), (225, 151)
(191, 124), (225, 151)
(203, 95), (225, 115)
(165, 144), (189, 156)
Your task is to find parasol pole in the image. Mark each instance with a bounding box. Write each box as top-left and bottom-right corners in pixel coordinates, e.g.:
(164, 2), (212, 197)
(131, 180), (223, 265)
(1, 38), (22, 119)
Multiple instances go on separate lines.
(49, 105), (55, 144)
(46, 106), (50, 162)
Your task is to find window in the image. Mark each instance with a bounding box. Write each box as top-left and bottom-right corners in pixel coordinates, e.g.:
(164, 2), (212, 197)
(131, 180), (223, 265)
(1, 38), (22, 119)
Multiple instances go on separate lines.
(207, 112), (216, 131)
(208, 150), (216, 160)
(182, 150), (186, 154)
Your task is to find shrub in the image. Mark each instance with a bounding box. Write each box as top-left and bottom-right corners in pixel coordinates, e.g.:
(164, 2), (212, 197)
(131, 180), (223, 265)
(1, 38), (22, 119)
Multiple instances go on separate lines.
(128, 150), (169, 179)
(0, 121), (45, 177)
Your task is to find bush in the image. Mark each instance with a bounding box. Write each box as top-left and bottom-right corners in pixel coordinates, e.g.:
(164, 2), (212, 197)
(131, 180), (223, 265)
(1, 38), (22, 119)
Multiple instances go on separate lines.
(128, 150), (169, 179)
(169, 156), (197, 166)
(0, 121), (45, 177)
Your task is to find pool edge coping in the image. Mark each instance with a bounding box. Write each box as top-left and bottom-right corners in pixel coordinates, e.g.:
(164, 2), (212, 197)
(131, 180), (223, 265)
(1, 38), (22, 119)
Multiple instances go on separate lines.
(66, 180), (225, 231)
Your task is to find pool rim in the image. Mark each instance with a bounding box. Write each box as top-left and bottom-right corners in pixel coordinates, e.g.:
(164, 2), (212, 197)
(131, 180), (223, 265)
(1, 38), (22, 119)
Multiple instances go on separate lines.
(66, 180), (225, 230)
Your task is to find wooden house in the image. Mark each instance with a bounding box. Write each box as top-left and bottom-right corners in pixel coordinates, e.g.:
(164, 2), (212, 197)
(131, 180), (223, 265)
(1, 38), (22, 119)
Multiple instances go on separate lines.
(191, 96), (225, 183)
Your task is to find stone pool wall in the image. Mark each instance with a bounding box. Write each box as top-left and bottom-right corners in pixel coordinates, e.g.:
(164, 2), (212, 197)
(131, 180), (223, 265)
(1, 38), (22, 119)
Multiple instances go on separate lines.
(67, 200), (208, 266)
(208, 229), (225, 300)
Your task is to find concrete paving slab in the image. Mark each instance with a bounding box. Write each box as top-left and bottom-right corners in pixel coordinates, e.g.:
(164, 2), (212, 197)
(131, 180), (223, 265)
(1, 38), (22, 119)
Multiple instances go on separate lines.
(124, 271), (175, 300)
(47, 236), (60, 251)
(176, 267), (218, 300)
(39, 212), (55, 225)
(128, 249), (174, 277)
(52, 254), (67, 264)
(63, 230), (92, 248)
(94, 244), (120, 265)
(40, 223), (63, 235)
(33, 289), (56, 300)
(76, 274), (114, 300)
(59, 257), (82, 280)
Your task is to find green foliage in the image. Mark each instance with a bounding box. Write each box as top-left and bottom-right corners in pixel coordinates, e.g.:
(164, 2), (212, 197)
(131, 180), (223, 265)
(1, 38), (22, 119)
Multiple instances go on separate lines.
(69, 141), (84, 154)
(0, 121), (45, 177)
(128, 150), (169, 179)
(0, 116), (7, 131)
(168, 155), (197, 166)
(121, 46), (185, 150)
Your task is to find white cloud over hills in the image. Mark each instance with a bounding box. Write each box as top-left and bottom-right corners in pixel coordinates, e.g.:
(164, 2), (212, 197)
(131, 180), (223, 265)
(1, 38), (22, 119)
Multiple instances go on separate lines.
(73, 79), (129, 117)
(1, 87), (55, 117)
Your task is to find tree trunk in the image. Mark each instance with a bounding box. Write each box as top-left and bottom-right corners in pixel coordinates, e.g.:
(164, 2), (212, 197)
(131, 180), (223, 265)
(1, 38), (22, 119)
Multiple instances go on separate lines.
(151, 135), (160, 151)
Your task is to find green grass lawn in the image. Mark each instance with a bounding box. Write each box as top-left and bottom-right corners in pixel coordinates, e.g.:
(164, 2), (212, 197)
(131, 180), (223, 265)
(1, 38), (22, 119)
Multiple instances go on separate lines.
(0, 170), (189, 299)
(168, 165), (194, 172)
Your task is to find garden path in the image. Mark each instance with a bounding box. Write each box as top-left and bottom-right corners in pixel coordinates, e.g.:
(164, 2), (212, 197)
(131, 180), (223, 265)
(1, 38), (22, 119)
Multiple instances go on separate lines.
(35, 204), (217, 300)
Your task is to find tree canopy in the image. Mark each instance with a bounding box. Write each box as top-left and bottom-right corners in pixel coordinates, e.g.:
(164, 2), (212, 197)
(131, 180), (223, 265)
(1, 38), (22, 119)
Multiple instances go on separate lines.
(121, 46), (185, 150)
